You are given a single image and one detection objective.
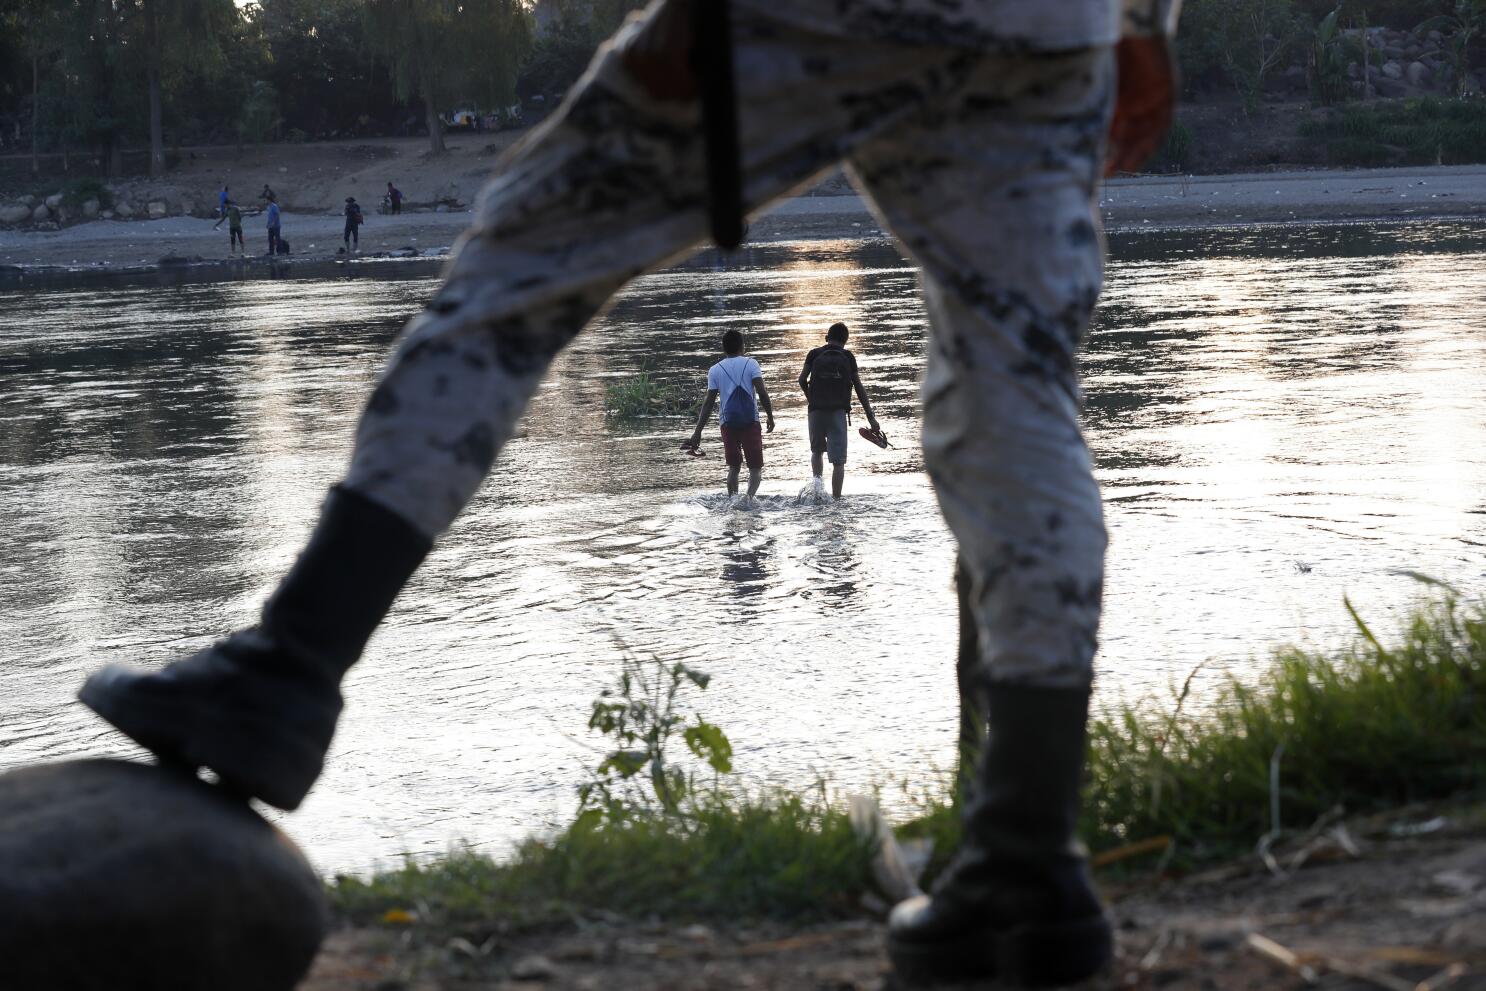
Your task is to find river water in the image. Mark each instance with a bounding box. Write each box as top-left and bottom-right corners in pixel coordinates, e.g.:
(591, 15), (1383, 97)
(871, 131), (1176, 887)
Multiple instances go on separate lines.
(3, 220), (1485, 874)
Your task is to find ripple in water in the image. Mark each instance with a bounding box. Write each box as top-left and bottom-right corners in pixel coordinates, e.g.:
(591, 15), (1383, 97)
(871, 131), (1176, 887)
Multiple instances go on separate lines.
(2, 221), (1485, 872)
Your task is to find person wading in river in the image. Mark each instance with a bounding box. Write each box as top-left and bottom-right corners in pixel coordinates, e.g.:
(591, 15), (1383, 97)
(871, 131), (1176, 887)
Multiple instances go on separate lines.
(798, 321), (880, 499)
(687, 329), (776, 501)
(79, 0), (1179, 984)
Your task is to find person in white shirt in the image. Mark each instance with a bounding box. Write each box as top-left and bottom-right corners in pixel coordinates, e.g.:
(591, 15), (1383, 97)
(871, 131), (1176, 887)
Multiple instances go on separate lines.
(686, 329), (775, 499)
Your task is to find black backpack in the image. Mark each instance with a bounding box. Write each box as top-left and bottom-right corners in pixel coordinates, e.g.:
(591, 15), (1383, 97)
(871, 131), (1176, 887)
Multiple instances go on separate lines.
(809, 347), (853, 409)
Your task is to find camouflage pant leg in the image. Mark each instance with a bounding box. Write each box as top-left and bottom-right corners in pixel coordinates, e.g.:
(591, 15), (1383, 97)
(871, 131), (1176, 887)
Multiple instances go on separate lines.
(850, 48), (1115, 690)
(342, 1), (992, 538)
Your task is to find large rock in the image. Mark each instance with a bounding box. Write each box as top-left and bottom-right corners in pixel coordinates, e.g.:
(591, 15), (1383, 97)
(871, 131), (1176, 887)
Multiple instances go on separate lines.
(1407, 61), (1432, 87)
(82, 198), (100, 218)
(115, 201), (135, 219)
(44, 192), (63, 210)
(1376, 76), (1410, 99)
(1382, 60), (1405, 80)
(146, 200), (167, 218)
(0, 205), (31, 225)
(17, 193), (35, 207)
(0, 759), (328, 991)
(31, 203), (48, 222)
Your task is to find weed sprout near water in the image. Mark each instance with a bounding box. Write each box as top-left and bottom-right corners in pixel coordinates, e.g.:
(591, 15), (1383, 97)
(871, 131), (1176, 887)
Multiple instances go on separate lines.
(577, 656), (735, 821)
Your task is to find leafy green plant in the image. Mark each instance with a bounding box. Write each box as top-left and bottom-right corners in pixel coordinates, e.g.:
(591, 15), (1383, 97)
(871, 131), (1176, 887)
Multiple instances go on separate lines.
(579, 655), (734, 820)
(603, 368), (693, 420)
(1309, 6), (1356, 106)
(330, 655), (873, 929)
(1420, 0), (1486, 97)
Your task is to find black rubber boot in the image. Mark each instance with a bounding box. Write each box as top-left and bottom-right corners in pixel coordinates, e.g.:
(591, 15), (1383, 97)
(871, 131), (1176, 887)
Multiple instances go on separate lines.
(79, 486), (431, 811)
(888, 685), (1112, 987)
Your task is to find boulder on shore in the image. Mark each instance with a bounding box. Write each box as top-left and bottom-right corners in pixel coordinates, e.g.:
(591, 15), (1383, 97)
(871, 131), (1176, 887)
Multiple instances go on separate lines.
(31, 203), (48, 222)
(44, 192), (63, 210)
(0, 205), (30, 225)
(0, 759), (328, 991)
(147, 200), (168, 218)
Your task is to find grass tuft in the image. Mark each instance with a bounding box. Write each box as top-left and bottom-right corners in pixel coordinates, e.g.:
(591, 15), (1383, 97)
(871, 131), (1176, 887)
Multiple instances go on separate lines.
(330, 786), (874, 931)
(1084, 594), (1485, 863)
(603, 369), (694, 421)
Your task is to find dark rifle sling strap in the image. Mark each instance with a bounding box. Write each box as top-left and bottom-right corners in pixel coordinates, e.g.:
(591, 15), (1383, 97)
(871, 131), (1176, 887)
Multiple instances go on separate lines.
(691, 0), (744, 250)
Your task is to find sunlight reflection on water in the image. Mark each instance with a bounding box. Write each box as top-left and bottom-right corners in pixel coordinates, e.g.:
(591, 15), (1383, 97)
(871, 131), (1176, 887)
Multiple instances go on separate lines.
(2, 221), (1485, 872)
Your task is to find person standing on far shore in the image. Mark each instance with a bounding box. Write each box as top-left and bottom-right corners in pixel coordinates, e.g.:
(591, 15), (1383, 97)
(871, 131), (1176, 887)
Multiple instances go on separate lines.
(387, 182), (403, 215)
(343, 197), (365, 251)
(265, 195), (281, 256)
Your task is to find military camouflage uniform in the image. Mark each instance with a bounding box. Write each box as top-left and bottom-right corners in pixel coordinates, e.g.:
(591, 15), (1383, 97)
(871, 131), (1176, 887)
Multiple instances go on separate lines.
(342, 0), (1180, 691)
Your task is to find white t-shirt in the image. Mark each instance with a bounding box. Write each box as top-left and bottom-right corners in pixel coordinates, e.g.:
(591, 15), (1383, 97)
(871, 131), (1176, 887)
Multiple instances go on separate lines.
(707, 356), (763, 425)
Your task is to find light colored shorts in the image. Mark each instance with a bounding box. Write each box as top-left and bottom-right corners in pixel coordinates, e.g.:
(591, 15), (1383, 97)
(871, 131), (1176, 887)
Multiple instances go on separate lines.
(809, 408), (849, 465)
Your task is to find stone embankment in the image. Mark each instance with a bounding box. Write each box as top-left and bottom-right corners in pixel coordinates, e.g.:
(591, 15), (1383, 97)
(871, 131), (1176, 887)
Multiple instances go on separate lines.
(1264, 22), (1477, 101)
(0, 180), (216, 231)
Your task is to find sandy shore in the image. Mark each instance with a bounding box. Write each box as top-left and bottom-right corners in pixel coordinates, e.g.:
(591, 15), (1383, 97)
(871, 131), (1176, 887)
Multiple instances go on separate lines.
(3, 164), (1485, 279)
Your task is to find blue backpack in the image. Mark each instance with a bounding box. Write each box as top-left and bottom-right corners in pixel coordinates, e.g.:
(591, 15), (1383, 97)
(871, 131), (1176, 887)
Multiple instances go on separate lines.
(718, 360), (757, 427)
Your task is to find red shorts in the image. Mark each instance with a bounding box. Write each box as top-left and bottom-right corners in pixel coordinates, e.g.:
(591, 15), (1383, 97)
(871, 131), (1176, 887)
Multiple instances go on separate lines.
(720, 422), (763, 470)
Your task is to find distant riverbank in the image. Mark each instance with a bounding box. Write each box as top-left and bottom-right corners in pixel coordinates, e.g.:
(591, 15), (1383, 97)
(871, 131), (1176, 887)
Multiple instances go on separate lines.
(3, 164), (1486, 283)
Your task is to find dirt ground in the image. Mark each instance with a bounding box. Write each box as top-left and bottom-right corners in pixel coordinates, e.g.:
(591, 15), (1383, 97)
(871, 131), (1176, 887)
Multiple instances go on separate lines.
(303, 807), (1486, 991)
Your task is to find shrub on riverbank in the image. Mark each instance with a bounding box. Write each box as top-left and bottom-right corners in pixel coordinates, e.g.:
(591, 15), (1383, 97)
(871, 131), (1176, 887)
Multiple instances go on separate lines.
(330, 593), (1486, 927)
(1300, 98), (1486, 166)
(906, 591), (1486, 878)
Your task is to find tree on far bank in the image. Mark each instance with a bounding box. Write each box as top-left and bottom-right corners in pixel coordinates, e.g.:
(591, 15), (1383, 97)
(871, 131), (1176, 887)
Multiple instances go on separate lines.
(519, 0), (644, 100)
(136, 0), (238, 176)
(364, 0), (534, 156)
(3, 0), (65, 173)
(1180, 0), (1310, 109)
